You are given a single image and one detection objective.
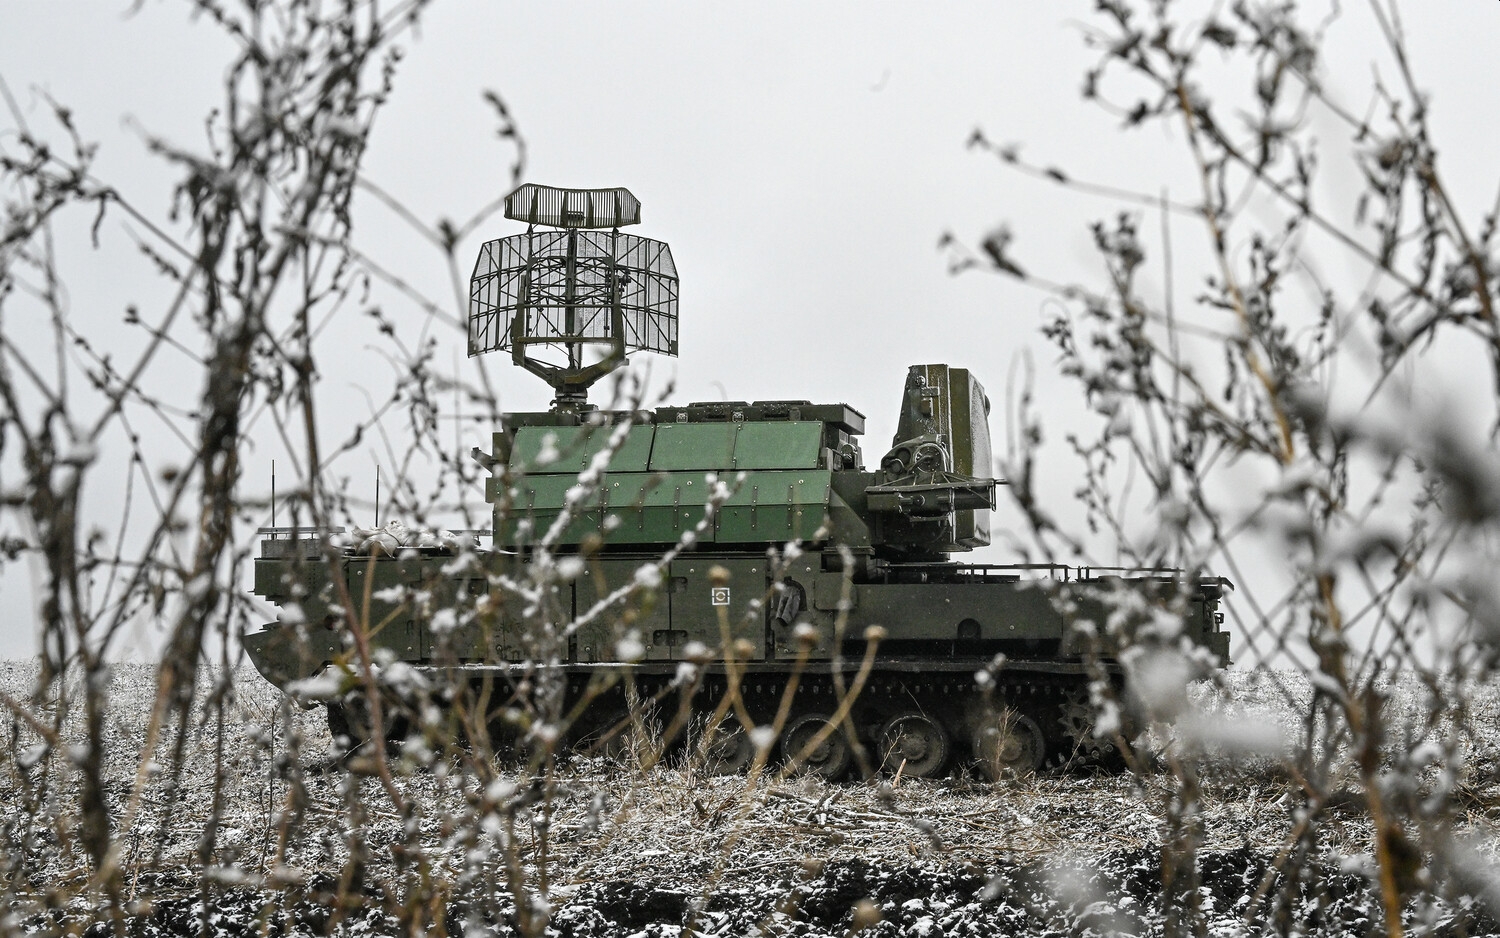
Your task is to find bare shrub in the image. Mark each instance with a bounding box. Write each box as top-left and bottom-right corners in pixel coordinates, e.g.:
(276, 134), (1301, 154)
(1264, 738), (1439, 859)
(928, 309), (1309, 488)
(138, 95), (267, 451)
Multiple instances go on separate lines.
(949, 1), (1500, 934)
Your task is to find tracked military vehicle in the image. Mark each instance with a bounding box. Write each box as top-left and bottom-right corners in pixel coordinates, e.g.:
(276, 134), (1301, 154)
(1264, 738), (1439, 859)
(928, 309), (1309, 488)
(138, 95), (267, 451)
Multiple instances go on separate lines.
(244, 184), (1229, 778)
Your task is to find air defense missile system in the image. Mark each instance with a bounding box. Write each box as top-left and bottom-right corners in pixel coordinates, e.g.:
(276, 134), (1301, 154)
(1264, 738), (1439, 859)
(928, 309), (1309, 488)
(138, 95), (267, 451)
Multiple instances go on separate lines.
(244, 184), (1230, 778)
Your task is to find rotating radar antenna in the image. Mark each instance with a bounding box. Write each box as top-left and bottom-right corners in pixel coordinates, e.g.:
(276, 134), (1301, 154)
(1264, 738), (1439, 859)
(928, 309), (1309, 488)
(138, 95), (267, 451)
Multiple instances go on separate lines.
(468, 184), (679, 412)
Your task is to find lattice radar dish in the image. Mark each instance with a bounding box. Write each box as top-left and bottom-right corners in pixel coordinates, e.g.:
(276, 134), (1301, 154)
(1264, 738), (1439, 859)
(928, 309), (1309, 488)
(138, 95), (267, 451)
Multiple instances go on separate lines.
(468, 185), (679, 410)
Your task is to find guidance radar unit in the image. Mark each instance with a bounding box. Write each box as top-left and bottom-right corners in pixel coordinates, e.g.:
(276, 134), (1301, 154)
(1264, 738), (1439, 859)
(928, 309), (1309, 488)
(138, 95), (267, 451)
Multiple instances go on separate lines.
(243, 184), (1230, 778)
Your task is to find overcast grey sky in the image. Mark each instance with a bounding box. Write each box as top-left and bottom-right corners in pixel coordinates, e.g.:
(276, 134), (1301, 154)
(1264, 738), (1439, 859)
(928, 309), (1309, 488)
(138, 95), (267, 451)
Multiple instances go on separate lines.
(1, 1), (1497, 660)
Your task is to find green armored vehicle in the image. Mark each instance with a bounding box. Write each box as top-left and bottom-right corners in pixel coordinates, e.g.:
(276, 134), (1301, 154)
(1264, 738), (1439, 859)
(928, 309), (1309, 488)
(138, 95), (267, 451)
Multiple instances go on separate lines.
(244, 184), (1229, 778)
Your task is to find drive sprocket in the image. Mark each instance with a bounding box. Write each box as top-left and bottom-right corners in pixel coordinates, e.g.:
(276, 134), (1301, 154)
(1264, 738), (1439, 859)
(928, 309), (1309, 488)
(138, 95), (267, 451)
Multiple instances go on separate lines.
(1056, 685), (1119, 768)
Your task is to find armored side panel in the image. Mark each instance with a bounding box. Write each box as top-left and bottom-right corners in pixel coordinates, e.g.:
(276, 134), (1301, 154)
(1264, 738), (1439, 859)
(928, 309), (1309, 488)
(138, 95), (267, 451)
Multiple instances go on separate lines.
(947, 368), (994, 549)
(667, 556), (768, 660)
(245, 534), (345, 686)
(248, 539), (504, 684)
(811, 570), (1230, 666)
(574, 558), (672, 662)
(491, 405), (863, 550)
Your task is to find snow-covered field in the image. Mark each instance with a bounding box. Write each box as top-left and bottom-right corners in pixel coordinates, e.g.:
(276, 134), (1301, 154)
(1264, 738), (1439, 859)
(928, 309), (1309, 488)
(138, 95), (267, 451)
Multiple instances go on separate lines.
(4, 660), (1500, 937)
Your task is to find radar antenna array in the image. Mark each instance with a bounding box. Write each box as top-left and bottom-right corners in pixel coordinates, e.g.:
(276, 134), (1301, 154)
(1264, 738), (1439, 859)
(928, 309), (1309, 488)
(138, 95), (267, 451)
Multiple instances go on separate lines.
(468, 184), (679, 411)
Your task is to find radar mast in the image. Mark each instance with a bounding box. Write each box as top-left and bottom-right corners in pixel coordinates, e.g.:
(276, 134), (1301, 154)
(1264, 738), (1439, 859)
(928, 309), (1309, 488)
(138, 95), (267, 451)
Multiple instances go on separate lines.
(468, 184), (679, 412)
